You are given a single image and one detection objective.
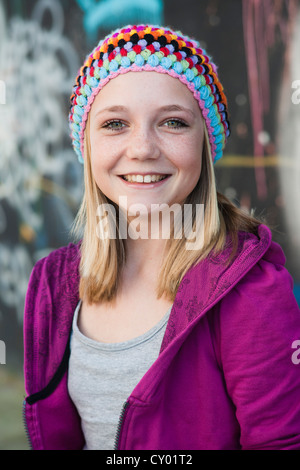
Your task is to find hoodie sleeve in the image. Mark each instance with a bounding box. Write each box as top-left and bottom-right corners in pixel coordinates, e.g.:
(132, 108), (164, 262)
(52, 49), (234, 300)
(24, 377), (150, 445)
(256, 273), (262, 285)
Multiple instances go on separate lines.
(23, 244), (84, 450)
(217, 243), (300, 450)
(23, 243), (81, 396)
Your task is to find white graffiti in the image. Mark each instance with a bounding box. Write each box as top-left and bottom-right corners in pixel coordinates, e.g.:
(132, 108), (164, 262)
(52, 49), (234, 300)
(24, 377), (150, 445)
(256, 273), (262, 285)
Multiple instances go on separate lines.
(0, 0), (82, 229)
(0, 0), (83, 322)
(0, 243), (33, 324)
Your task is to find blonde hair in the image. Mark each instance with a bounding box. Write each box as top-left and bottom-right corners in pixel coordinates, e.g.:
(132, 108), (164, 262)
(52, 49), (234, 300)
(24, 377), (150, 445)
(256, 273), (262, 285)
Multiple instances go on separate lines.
(72, 117), (261, 304)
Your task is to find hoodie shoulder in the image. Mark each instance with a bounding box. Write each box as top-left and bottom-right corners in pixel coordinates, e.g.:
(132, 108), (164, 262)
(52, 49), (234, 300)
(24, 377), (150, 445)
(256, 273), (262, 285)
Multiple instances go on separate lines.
(34, 241), (81, 273)
(216, 230), (300, 450)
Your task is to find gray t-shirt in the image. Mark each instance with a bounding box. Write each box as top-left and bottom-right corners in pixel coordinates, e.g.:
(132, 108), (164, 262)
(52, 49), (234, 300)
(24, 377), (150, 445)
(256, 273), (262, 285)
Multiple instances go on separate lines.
(68, 300), (172, 450)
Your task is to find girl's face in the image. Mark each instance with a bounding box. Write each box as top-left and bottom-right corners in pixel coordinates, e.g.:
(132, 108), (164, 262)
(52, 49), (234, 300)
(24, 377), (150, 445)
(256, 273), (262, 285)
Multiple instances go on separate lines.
(88, 71), (204, 213)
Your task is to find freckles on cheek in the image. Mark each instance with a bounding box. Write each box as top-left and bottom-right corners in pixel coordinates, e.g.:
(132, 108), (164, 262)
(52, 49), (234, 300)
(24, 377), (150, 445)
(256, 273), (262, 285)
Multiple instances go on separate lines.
(174, 145), (202, 171)
(90, 146), (118, 183)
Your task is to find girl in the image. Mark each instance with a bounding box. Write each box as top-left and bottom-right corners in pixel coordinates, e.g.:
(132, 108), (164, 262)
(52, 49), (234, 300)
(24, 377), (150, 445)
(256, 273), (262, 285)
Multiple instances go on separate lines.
(23, 24), (300, 450)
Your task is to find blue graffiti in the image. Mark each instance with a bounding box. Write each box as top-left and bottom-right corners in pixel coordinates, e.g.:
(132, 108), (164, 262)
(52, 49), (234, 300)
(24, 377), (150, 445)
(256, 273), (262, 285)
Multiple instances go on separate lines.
(294, 284), (300, 307)
(75, 0), (164, 42)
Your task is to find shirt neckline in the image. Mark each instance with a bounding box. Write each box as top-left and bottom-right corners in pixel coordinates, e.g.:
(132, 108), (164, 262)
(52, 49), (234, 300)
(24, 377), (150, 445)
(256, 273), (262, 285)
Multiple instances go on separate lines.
(72, 300), (172, 352)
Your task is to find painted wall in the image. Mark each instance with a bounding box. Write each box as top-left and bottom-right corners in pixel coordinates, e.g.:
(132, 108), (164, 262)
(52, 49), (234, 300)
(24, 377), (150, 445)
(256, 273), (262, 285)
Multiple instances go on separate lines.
(0, 0), (299, 369)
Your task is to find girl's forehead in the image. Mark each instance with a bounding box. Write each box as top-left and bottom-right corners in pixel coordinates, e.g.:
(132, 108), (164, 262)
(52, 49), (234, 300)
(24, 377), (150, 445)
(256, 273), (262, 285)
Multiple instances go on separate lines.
(91, 71), (201, 113)
(94, 69), (189, 89)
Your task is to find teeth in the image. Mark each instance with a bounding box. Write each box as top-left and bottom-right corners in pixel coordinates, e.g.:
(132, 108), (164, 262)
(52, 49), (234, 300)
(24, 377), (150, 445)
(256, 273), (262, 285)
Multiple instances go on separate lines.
(122, 174), (167, 183)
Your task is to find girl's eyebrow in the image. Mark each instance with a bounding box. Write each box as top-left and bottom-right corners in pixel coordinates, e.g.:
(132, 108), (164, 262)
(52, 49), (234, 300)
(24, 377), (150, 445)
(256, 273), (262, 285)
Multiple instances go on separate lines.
(95, 104), (196, 117)
(95, 105), (127, 116)
(158, 104), (196, 117)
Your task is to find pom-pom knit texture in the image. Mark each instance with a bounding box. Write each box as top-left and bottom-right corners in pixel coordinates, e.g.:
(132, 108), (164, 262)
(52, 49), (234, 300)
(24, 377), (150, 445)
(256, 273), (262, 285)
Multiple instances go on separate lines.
(69, 25), (230, 164)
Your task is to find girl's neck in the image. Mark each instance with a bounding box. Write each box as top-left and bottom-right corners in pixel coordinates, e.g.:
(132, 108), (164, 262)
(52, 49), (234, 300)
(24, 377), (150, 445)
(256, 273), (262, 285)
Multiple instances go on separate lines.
(123, 211), (169, 274)
(124, 236), (168, 278)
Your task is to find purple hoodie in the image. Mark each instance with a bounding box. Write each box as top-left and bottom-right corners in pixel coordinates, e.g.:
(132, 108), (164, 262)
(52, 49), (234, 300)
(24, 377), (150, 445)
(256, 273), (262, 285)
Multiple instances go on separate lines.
(23, 224), (300, 450)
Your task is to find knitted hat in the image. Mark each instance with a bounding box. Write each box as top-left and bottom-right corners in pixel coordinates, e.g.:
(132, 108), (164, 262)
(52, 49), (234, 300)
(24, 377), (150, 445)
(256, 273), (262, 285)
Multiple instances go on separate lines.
(69, 24), (230, 164)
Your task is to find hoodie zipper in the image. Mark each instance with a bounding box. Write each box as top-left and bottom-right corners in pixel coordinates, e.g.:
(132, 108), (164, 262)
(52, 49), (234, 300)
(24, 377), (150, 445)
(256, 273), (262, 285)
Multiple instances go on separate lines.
(22, 399), (33, 450)
(114, 400), (129, 450)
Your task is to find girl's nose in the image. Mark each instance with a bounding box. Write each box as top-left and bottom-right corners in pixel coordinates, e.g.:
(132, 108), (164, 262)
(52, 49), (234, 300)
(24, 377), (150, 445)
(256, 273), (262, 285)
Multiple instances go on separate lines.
(125, 126), (160, 161)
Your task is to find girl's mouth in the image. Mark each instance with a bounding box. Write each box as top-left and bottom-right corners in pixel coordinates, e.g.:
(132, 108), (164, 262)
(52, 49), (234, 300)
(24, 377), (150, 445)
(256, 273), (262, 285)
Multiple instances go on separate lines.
(120, 174), (170, 184)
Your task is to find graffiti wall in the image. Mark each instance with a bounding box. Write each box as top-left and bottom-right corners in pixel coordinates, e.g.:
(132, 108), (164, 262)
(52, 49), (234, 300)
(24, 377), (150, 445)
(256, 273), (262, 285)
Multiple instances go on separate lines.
(0, 0), (85, 365)
(0, 0), (299, 369)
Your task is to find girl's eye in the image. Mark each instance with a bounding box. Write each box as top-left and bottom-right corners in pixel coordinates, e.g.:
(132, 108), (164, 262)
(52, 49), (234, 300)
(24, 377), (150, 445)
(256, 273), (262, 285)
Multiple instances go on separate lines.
(164, 119), (187, 129)
(101, 118), (187, 131)
(102, 120), (125, 131)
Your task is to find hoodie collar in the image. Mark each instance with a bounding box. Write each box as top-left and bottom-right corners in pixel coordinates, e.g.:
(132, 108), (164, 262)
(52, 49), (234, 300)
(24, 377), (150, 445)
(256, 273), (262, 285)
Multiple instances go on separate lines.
(160, 224), (272, 353)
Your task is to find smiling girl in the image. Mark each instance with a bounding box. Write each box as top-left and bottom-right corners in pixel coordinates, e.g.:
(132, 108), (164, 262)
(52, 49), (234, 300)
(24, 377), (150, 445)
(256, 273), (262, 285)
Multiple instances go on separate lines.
(23, 25), (300, 450)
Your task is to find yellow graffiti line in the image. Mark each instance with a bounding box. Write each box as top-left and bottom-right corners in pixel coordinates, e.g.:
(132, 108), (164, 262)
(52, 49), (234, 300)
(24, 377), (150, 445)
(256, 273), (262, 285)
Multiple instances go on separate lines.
(216, 155), (296, 168)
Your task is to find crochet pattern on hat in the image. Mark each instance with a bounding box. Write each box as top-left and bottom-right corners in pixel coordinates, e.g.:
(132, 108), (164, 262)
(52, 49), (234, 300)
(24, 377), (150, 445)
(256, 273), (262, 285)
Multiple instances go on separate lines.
(69, 25), (230, 164)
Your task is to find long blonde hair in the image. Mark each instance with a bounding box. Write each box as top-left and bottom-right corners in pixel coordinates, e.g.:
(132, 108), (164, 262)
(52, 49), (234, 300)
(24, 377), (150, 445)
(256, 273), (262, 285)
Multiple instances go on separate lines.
(71, 116), (261, 304)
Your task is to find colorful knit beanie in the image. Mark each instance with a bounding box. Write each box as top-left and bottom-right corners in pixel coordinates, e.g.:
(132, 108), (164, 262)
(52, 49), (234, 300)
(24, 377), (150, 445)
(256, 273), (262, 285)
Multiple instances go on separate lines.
(69, 24), (230, 164)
